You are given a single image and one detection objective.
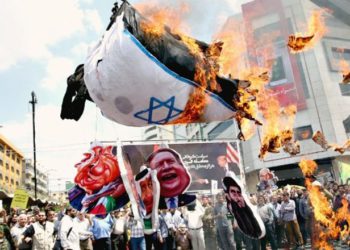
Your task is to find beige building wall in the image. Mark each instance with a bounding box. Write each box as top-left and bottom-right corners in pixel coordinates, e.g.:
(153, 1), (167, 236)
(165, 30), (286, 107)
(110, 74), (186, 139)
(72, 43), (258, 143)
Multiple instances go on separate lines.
(0, 134), (24, 194)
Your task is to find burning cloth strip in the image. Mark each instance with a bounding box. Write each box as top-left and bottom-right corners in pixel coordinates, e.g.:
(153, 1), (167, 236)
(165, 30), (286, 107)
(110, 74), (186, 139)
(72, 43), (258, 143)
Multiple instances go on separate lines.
(287, 10), (327, 54)
(312, 130), (350, 154)
(61, 1), (238, 126)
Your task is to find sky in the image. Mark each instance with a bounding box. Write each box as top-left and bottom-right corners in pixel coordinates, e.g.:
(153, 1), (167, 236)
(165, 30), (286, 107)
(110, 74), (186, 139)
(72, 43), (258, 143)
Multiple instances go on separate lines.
(0, 0), (248, 190)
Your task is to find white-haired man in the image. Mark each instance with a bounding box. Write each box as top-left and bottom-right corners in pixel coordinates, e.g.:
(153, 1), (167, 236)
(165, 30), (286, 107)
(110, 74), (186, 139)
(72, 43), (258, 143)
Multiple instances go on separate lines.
(11, 213), (31, 250)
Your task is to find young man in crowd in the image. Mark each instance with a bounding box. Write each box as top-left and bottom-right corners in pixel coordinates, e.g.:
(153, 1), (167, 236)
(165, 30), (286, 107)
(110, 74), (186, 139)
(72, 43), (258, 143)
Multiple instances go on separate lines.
(257, 195), (277, 250)
(213, 193), (235, 250)
(280, 192), (304, 249)
(59, 207), (80, 250)
(111, 209), (127, 250)
(90, 213), (114, 250)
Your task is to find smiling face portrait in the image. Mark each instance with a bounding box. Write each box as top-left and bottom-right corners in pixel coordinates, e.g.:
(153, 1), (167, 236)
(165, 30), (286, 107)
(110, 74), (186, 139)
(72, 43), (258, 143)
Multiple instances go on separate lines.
(140, 175), (153, 214)
(148, 148), (191, 198)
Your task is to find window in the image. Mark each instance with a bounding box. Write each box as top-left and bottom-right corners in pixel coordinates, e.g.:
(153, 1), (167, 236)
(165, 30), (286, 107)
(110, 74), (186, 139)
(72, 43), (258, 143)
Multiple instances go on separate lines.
(268, 56), (287, 84)
(6, 150), (10, 157)
(294, 125), (313, 140)
(11, 179), (14, 184)
(0, 174), (2, 180)
(0, 159), (3, 166)
(146, 134), (157, 140)
(0, 144), (4, 153)
(6, 163), (9, 170)
(332, 48), (350, 60)
(12, 154), (15, 160)
(145, 126), (157, 133)
(5, 176), (9, 182)
(344, 116), (350, 137)
(16, 169), (20, 175)
(15, 181), (19, 186)
(208, 120), (234, 140)
(11, 166), (14, 172)
(339, 83), (350, 96)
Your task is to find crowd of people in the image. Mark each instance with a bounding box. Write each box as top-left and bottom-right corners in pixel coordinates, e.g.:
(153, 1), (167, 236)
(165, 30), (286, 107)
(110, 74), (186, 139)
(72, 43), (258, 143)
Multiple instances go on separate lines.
(0, 180), (349, 250)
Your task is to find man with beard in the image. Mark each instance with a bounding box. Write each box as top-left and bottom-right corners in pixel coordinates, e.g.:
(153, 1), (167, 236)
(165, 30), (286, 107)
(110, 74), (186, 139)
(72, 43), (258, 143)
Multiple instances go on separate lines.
(146, 148), (196, 209)
(59, 207), (80, 250)
(223, 176), (263, 239)
(22, 211), (55, 250)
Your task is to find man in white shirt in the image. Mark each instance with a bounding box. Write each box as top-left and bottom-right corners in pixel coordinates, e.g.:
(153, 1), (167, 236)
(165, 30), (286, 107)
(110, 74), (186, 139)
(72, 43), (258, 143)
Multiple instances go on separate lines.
(270, 195), (284, 248)
(280, 193), (304, 249)
(74, 212), (92, 250)
(59, 207), (80, 250)
(11, 214), (30, 250)
(163, 209), (184, 249)
(182, 201), (205, 250)
(111, 209), (127, 250)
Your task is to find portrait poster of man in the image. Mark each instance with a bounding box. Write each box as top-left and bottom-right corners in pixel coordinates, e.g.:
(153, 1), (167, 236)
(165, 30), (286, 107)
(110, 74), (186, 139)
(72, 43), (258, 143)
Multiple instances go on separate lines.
(121, 141), (242, 192)
(223, 171), (265, 239)
(135, 167), (160, 232)
(145, 147), (196, 209)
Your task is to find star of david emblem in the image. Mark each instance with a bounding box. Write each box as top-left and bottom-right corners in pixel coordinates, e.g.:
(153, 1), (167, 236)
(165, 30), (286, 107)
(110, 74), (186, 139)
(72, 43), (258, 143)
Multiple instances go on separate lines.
(134, 96), (183, 124)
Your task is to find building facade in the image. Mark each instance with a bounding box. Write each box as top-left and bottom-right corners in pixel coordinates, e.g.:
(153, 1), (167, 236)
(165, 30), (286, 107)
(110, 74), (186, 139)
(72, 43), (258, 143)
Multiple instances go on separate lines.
(0, 134), (24, 194)
(23, 159), (49, 200)
(142, 125), (177, 141)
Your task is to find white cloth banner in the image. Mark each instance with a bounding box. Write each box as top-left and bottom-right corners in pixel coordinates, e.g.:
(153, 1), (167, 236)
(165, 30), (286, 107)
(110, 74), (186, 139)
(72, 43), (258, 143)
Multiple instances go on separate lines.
(84, 15), (235, 127)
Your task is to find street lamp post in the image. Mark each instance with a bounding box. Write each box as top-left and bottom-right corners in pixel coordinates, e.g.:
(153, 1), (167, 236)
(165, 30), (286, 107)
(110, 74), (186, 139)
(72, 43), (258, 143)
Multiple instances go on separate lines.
(29, 92), (38, 200)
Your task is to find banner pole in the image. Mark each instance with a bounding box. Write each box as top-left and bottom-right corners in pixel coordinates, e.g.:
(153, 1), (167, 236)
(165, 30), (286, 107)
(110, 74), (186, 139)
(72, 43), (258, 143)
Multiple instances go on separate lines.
(236, 140), (247, 188)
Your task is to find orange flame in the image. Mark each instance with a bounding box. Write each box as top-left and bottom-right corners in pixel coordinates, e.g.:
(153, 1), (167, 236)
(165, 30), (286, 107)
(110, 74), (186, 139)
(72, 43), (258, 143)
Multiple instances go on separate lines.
(135, 1), (300, 152)
(136, 2), (189, 37)
(313, 130), (350, 154)
(258, 96), (297, 159)
(214, 17), (249, 78)
(288, 9), (327, 53)
(136, 2), (223, 124)
(299, 159), (318, 176)
(299, 159), (350, 249)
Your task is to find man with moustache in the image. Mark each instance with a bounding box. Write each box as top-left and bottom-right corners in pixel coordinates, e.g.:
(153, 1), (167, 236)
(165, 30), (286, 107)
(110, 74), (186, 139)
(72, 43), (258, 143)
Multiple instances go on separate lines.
(146, 148), (196, 209)
(22, 211), (55, 250)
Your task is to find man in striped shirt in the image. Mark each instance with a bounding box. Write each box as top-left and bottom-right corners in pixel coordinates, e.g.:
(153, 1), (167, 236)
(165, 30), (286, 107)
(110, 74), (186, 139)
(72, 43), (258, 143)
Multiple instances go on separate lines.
(128, 214), (145, 250)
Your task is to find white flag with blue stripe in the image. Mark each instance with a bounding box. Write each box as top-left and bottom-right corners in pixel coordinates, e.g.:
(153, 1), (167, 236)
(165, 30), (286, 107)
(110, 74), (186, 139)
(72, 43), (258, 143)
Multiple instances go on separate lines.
(84, 14), (236, 127)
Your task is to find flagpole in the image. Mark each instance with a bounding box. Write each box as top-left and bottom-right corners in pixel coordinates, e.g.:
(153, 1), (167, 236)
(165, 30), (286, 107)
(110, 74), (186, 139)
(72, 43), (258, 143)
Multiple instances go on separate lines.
(236, 140), (247, 188)
(233, 120), (247, 188)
